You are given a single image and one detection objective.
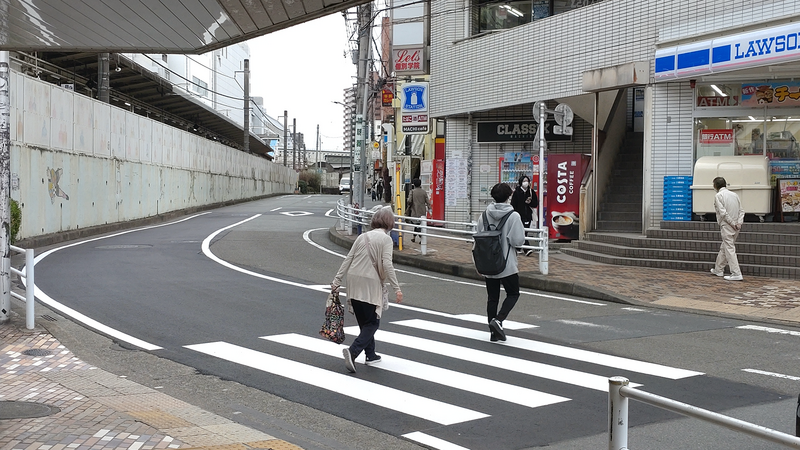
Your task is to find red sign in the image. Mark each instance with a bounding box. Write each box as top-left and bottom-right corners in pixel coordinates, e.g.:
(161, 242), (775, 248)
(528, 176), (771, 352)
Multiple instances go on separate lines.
(382, 88), (393, 107)
(393, 47), (424, 74)
(699, 129), (734, 144)
(547, 154), (587, 240)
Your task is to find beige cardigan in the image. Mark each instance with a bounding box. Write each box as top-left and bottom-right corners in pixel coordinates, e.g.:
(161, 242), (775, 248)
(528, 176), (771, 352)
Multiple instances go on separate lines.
(332, 228), (401, 318)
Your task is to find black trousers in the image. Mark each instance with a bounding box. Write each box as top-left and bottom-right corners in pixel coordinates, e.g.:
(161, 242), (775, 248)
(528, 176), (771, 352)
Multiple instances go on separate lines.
(349, 299), (380, 359)
(485, 273), (520, 323)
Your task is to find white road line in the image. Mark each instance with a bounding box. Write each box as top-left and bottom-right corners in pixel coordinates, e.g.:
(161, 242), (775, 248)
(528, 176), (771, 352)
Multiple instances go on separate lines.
(325, 209), (335, 217)
(742, 369), (800, 381)
(737, 325), (800, 337)
(392, 320), (703, 380)
(402, 432), (472, 450)
(184, 341), (488, 425)
(383, 305), (536, 330)
(301, 228), (606, 306)
(270, 207), (283, 211)
(345, 327), (641, 391)
(28, 212), (213, 351)
(263, 333), (569, 409)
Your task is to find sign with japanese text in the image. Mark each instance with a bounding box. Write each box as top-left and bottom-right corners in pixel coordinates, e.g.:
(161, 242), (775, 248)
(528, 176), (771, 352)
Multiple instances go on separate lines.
(393, 47), (424, 75)
(382, 87), (393, 107)
(741, 81), (800, 107)
(779, 178), (800, 213)
(699, 129), (734, 144)
(477, 120), (572, 143)
(400, 82), (429, 134)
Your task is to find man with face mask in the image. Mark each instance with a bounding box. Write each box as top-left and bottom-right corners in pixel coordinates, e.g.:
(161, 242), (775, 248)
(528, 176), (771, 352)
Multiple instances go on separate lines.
(511, 175), (539, 256)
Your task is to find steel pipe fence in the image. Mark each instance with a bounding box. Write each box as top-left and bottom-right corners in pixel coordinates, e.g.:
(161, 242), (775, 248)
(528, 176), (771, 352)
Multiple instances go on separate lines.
(609, 377), (800, 450)
(9, 245), (35, 330)
(336, 200), (549, 274)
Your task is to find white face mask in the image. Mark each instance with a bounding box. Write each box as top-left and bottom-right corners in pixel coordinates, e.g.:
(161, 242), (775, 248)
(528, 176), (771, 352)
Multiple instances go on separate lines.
(521, 181), (529, 189)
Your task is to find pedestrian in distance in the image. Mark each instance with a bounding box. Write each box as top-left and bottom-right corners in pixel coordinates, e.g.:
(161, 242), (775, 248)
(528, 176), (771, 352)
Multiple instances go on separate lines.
(710, 176), (745, 281)
(405, 178), (431, 243)
(376, 179), (384, 201)
(510, 175), (539, 256)
(476, 183), (526, 342)
(332, 206), (403, 373)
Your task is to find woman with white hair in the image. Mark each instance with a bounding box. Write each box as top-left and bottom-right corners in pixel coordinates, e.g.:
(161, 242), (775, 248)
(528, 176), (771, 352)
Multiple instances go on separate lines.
(332, 206), (403, 373)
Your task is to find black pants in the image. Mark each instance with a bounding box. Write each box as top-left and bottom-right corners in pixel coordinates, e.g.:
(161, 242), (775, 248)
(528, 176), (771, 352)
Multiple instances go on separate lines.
(485, 273), (520, 323)
(349, 299), (380, 359)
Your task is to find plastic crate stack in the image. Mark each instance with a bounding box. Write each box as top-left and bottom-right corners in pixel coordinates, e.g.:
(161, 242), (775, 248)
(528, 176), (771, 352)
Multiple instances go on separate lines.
(663, 176), (693, 221)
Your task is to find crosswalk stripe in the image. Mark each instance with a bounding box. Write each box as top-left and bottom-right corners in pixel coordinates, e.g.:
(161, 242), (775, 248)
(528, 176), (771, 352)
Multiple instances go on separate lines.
(402, 432), (471, 450)
(344, 327), (641, 391)
(388, 305), (537, 330)
(184, 341), (488, 426)
(262, 333), (570, 409)
(392, 319), (704, 380)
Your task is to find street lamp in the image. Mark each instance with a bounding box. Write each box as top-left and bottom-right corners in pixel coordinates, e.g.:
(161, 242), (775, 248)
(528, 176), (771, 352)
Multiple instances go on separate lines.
(333, 100), (354, 204)
(277, 111), (289, 167)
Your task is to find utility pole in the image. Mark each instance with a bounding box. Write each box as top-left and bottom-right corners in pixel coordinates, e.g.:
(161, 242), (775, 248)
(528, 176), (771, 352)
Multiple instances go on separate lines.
(98, 53), (110, 103)
(283, 110), (288, 166)
(243, 59), (250, 154)
(0, 51), (10, 323)
(316, 124), (320, 173)
(355, 2), (372, 209)
(292, 118), (297, 171)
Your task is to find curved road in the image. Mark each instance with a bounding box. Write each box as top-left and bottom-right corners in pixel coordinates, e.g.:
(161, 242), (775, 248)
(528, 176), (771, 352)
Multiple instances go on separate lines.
(31, 195), (800, 450)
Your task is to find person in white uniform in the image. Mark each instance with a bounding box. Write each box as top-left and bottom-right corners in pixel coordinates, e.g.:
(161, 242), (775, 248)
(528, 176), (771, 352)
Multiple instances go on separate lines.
(711, 177), (745, 281)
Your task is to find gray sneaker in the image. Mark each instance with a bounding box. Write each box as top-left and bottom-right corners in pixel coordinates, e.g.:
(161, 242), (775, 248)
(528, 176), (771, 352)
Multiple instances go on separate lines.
(710, 268), (724, 277)
(365, 355), (382, 365)
(343, 348), (357, 373)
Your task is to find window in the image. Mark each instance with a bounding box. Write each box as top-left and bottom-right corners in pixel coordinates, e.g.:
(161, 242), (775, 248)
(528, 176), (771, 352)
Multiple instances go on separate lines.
(192, 76), (208, 97)
(474, 0), (533, 34)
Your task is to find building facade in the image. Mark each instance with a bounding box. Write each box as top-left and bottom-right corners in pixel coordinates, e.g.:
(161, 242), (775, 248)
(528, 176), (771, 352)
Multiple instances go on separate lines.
(429, 0), (800, 230)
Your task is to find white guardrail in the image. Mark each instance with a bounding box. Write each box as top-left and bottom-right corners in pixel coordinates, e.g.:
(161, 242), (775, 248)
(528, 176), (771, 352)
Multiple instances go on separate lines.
(9, 245), (35, 330)
(335, 200), (549, 275)
(609, 377), (800, 449)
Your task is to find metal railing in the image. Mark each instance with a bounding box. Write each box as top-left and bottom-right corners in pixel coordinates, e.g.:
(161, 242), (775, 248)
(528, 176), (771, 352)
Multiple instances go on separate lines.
(9, 245), (35, 330)
(609, 376), (800, 449)
(336, 200), (549, 274)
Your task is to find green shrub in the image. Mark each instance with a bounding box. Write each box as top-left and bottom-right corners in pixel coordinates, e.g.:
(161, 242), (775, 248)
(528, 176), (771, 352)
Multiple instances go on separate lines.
(298, 180), (308, 194)
(298, 171), (321, 193)
(9, 199), (21, 244)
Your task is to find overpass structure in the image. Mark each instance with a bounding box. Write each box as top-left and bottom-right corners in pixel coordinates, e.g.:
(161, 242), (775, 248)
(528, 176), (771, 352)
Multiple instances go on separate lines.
(0, 0), (372, 322)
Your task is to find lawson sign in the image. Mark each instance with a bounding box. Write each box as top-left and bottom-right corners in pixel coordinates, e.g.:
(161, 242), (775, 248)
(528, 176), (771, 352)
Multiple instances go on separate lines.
(655, 22), (800, 81)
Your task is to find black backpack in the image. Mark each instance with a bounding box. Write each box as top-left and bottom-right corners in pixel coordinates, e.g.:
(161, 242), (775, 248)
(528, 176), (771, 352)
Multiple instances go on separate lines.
(472, 210), (513, 276)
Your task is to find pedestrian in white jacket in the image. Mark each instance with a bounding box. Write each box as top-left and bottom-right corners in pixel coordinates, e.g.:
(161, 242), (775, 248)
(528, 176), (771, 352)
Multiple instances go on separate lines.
(711, 177), (745, 281)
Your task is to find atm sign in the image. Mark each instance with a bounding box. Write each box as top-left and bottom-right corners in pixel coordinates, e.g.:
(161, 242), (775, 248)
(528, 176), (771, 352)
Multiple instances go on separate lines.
(700, 129), (734, 144)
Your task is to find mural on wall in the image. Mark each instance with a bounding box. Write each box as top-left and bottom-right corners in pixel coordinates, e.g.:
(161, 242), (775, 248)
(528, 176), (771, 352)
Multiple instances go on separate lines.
(47, 167), (69, 203)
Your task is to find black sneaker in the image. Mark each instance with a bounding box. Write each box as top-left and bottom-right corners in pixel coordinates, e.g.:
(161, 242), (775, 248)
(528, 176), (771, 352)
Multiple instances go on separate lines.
(343, 348), (357, 373)
(489, 318), (506, 341)
(365, 354), (382, 365)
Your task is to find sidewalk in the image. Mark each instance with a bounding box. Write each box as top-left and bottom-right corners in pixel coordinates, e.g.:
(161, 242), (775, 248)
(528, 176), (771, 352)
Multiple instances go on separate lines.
(329, 226), (800, 327)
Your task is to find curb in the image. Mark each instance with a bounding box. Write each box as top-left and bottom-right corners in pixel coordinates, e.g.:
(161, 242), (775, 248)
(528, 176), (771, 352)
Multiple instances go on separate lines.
(327, 227), (634, 305)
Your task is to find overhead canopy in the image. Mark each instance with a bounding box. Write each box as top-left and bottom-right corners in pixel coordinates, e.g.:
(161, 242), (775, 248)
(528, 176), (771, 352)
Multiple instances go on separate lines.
(1, 0), (369, 53)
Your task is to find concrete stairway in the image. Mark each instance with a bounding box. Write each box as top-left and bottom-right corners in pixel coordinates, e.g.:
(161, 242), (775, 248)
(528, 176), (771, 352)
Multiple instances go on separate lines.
(561, 220), (800, 279)
(596, 132), (643, 232)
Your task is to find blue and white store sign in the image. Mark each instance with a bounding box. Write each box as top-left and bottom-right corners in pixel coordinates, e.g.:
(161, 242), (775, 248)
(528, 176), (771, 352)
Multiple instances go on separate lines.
(655, 22), (800, 81)
(400, 82), (429, 134)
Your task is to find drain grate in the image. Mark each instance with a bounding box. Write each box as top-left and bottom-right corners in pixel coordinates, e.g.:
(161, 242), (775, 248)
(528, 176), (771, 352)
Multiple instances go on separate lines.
(21, 349), (52, 357)
(40, 314), (57, 321)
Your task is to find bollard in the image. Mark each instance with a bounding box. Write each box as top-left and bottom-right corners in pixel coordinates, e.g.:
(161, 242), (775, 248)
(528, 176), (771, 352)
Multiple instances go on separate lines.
(420, 216), (427, 256)
(539, 227), (549, 275)
(25, 249), (34, 330)
(609, 376), (629, 450)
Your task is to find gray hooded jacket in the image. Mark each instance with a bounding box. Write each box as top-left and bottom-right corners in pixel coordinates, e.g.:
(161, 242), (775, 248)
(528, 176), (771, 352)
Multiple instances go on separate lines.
(476, 202), (526, 279)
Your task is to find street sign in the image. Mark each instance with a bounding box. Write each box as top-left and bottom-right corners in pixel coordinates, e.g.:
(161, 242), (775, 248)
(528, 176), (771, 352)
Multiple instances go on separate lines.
(554, 103), (574, 135)
(400, 82), (430, 134)
(532, 101), (547, 122)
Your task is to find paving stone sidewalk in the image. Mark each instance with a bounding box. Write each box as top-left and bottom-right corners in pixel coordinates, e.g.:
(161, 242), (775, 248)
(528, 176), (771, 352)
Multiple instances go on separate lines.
(331, 227), (800, 327)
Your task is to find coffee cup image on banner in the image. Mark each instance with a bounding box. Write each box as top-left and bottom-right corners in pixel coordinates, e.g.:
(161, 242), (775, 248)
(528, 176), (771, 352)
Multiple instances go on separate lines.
(551, 211), (579, 240)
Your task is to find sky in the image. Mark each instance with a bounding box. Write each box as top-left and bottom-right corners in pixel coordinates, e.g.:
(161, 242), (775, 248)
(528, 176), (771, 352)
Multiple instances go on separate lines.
(246, 13), (357, 152)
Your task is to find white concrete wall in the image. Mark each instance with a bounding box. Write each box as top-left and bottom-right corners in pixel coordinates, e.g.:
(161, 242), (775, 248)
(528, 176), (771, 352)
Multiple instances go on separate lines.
(8, 71), (296, 240)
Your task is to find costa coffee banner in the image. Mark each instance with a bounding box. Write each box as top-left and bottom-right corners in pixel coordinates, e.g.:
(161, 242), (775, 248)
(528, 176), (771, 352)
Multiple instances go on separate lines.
(476, 120), (572, 143)
(393, 47), (425, 75)
(546, 154), (588, 241)
(699, 129), (734, 144)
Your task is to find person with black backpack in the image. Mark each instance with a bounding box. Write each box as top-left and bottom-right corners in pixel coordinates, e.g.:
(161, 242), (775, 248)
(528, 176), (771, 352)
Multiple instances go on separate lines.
(474, 183), (526, 342)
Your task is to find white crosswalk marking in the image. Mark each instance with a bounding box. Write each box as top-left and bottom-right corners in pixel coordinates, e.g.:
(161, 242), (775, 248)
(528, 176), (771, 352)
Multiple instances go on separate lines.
(344, 326), (641, 391)
(262, 333), (570, 409)
(184, 341), (488, 425)
(392, 319), (704, 379)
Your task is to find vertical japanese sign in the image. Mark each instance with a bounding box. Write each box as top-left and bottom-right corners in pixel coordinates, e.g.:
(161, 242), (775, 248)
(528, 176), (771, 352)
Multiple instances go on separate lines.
(547, 154), (585, 240)
(400, 82), (429, 134)
(354, 114), (363, 171)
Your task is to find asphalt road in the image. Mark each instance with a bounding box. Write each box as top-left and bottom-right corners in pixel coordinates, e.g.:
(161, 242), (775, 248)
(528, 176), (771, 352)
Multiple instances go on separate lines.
(31, 194), (800, 450)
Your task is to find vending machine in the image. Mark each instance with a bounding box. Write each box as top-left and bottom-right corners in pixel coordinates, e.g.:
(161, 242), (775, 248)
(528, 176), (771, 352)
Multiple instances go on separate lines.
(499, 152), (540, 193)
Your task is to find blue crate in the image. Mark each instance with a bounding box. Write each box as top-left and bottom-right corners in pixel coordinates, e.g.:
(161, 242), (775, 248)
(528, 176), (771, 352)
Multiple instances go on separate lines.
(663, 213), (692, 221)
(663, 192), (691, 199)
(664, 176), (693, 182)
